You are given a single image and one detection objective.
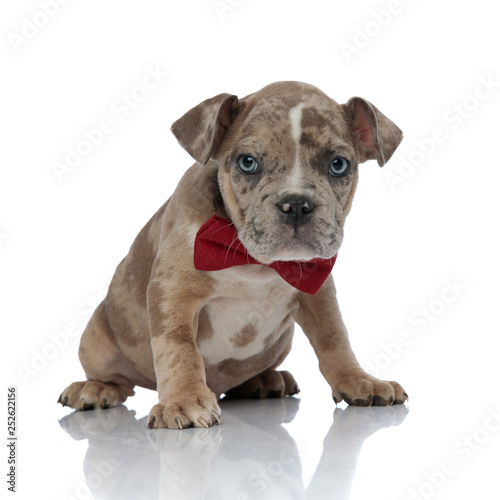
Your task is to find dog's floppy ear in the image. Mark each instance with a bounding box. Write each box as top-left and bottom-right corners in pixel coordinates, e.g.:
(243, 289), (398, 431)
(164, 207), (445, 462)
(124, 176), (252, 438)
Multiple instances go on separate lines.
(171, 93), (239, 165)
(342, 97), (403, 167)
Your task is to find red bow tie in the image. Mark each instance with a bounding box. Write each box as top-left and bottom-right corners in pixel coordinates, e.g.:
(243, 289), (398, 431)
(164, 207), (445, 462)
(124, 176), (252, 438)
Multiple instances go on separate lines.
(193, 216), (337, 295)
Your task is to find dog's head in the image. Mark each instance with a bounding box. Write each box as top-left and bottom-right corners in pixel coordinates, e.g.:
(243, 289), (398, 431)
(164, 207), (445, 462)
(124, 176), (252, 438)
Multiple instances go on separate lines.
(171, 81), (402, 264)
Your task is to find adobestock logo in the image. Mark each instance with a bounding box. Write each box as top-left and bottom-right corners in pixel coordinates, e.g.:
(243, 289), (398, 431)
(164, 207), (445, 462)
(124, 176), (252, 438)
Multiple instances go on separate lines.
(363, 277), (467, 378)
(7, 0), (72, 54)
(61, 451), (125, 500)
(384, 74), (499, 191)
(407, 404), (500, 500)
(17, 290), (106, 385)
(241, 447), (299, 499)
(212, 0), (246, 21)
(51, 65), (169, 183)
(339, 0), (414, 64)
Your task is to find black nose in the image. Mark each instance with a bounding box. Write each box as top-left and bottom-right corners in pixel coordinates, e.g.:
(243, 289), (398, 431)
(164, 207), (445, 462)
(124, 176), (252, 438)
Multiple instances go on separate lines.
(278, 195), (315, 227)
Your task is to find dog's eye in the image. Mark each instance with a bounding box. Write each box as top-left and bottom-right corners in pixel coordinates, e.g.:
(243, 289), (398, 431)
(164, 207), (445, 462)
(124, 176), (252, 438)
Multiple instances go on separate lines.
(237, 155), (259, 174)
(329, 157), (350, 177)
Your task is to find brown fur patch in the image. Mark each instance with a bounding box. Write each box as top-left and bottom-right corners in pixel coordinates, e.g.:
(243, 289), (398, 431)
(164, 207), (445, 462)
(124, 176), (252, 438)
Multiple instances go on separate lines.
(205, 324), (294, 394)
(231, 323), (258, 348)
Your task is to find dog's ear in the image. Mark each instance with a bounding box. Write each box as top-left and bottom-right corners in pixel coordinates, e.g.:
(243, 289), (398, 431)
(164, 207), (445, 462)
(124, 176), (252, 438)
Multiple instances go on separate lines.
(171, 93), (239, 165)
(342, 97), (403, 167)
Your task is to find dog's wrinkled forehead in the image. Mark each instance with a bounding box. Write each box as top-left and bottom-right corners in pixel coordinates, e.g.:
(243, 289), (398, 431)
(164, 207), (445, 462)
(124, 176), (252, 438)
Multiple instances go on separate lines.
(232, 82), (351, 151)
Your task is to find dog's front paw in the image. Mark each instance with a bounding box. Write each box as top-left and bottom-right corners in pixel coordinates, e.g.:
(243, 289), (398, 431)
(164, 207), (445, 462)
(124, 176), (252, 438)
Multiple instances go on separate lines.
(147, 386), (221, 429)
(332, 371), (408, 407)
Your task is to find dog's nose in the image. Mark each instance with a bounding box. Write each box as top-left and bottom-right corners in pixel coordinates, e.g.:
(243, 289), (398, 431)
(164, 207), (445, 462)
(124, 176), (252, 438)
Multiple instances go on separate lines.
(278, 195), (315, 226)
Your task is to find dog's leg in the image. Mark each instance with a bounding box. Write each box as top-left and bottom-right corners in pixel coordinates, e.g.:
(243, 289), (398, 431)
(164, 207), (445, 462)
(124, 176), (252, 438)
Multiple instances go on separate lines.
(59, 303), (148, 410)
(295, 277), (408, 406)
(146, 269), (221, 429)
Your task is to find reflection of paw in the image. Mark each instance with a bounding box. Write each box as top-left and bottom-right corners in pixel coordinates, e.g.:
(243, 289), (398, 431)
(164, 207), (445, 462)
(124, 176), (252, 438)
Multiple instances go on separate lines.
(58, 405), (136, 438)
(225, 370), (300, 399)
(332, 371), (408, 406)
(148, 426), (222, 499)
(148, 425), (222, 456)
(334, 404), (409, 434)
(147, 386), (221, 429)
(58, 381), (134, 410)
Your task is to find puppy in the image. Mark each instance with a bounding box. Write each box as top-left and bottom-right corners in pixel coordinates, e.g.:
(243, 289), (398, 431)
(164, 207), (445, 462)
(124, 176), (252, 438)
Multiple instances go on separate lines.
(59, 81), (407, 429)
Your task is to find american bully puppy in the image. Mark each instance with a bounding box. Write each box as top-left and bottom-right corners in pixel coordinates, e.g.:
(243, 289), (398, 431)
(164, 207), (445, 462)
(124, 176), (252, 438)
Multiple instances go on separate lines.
(59, 81), (407, 429)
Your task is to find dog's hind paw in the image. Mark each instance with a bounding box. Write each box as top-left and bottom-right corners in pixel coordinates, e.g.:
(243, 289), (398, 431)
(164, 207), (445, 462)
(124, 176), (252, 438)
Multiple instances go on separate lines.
(224, 369), (300, 399)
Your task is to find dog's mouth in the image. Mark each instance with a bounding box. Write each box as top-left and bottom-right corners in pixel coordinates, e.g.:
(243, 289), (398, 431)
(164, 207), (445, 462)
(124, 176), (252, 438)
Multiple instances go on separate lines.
(244, 226), (339, 264)
(268, 235), (321, 262)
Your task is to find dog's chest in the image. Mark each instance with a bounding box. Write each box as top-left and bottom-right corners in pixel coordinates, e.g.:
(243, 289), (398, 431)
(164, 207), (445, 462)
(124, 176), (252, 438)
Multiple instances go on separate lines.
(195, 266), (297, 366)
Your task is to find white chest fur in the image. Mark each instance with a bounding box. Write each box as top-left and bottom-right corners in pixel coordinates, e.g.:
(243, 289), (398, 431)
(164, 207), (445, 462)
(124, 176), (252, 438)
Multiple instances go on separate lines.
(196, 265), (296, 366)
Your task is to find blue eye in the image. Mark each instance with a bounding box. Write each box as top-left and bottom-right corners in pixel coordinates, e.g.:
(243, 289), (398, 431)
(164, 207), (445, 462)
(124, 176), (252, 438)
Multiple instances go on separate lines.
(329, 157), (350, 177)
(237, 155), (259, 174)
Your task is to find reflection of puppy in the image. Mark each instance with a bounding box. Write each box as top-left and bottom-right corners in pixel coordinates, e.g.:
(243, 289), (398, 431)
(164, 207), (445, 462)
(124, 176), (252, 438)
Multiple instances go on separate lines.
(59, 400), (304, 500)
(59, 81), (407, 429)
(59, 401), (409, 500)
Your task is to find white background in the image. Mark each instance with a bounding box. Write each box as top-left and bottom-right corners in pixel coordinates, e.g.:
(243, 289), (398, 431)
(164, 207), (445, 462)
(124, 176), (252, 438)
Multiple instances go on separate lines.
(2, 1), (500, 499)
